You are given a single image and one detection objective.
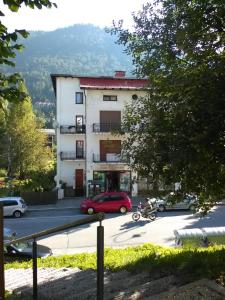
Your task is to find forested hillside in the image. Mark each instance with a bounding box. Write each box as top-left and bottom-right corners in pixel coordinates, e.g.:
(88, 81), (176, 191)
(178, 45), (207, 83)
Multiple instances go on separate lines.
(4, 24), (132, 127)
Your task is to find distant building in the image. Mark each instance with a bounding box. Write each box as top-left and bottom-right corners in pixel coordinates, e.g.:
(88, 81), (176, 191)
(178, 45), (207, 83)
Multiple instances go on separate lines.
(41, 129), (55, 148)
(51, 71), (148, 198)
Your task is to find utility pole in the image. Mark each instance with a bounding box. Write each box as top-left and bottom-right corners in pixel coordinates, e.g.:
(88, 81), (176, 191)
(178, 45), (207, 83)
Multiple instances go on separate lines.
(0, 203), (5, 300)
(7, 136), (13, 196)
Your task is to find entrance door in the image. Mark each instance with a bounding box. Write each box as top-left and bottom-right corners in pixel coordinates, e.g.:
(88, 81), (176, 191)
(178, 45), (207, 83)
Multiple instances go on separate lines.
(75, 169), (84, 196)
(106, 171), (120, 192)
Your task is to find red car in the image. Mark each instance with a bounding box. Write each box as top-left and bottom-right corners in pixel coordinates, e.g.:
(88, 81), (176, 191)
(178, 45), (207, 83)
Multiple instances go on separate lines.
(80, 191), (132, 214)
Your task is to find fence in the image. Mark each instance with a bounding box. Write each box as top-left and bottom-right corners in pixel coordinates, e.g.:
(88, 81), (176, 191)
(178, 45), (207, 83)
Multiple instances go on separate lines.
(20, 191), (57, 205)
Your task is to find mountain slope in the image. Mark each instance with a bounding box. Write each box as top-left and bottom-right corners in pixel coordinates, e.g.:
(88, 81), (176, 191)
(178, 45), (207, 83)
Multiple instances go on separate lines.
(12, 24), (133, 103)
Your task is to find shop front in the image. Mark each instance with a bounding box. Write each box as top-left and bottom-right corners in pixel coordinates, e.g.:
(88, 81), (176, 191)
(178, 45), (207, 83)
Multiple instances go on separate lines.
(89, 170), (131, 196)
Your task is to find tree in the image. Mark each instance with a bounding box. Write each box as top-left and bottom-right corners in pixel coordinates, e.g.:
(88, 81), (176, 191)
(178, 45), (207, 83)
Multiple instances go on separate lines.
(5, 83), (52, 180)
(110, 0), (225, 209)
(0, 0), (56, 109)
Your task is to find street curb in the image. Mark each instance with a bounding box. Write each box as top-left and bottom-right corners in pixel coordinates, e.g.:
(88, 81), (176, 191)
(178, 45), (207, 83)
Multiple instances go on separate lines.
(27, 205), (139, 212)
(28, 207), (80, 212)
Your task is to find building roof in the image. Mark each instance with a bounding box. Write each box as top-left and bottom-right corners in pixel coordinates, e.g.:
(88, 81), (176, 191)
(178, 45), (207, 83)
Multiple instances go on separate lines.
(79, 77), (148, 90)
(50, 74), (149, 95)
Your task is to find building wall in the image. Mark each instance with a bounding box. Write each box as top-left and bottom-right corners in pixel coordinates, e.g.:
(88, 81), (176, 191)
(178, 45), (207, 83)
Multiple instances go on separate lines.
(55, 76), (146, 196)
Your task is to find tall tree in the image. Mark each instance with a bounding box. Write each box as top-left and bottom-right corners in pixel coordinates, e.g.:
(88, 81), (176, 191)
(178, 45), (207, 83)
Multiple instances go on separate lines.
(5, 83), (51, 179)
(0, 0), (56, 109)
(111, 0), (225, 208)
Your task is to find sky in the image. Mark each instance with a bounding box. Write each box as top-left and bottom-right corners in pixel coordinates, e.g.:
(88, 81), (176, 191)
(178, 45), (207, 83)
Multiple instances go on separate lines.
(0, 0), (149, 32)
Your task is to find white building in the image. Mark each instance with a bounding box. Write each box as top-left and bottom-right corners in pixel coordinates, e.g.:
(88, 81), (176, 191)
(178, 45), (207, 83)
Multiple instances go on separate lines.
(51, 71), (148, 198)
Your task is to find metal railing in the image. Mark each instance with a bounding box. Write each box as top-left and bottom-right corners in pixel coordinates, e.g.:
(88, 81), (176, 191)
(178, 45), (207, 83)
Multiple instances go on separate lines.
(0, 204), (105, 300)
(60, 125), (86, 134)
(60, 151), (85, 160)
(93, 153), (127, 163)
(93, 123), (121, 133)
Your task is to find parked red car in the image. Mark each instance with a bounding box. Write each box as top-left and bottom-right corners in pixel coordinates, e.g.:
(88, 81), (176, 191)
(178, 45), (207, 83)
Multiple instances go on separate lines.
(80, 191), (132, 214)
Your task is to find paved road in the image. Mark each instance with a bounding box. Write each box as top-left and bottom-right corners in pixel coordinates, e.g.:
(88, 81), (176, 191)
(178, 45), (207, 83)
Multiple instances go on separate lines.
(4, 206), (225, 254)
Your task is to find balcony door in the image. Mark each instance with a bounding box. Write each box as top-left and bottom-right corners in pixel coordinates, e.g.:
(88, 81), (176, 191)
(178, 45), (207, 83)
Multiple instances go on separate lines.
(100, 111), (121, 132)
(76, 140), (84, 158)
(100, 140), (121, 162)
(76, 115), (83, 133)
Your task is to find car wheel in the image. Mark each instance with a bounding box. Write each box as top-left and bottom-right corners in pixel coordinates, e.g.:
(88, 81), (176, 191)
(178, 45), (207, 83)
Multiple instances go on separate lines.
(87, 208), (94, 215)
(158, 204), (165, 212)
(119, 206), (127, 214)
(13, 210), (22, 218)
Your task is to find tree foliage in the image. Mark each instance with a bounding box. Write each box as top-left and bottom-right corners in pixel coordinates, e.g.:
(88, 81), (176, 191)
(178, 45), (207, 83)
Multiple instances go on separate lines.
(0, 0), (56, 109)
(111, 0), (225, 206)
(0, 82), (52, 180)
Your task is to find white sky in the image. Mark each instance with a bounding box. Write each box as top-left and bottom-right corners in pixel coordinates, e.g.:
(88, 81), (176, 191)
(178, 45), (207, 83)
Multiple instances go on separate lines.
(0, 0), (148, 32)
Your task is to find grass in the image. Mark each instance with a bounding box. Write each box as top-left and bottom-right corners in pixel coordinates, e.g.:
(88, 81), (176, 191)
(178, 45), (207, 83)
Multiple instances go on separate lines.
(4, 243), (225, 282)
(5, 243), (225, 299)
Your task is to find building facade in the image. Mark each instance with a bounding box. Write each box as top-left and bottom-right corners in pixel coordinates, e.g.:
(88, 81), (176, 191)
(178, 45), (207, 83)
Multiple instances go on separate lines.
(51, 71), (148, 198)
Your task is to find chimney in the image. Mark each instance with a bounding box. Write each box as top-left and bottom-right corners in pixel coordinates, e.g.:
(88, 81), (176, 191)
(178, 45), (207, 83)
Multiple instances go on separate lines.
(114, 70), (126, 78)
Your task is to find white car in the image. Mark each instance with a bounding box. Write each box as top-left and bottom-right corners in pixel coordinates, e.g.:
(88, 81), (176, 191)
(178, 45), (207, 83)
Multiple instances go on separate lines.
(0, 197), (28, 218)
(154, 194), (198, 212)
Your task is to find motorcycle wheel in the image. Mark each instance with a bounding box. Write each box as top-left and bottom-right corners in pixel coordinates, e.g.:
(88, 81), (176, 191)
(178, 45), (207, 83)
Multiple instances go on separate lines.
(132, 212), (140, 222)
(148, 212), (156, 221)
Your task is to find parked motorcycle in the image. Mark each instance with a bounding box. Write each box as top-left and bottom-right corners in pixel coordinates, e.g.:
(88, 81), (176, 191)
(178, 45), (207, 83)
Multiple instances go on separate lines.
(132, 202), (157, 222)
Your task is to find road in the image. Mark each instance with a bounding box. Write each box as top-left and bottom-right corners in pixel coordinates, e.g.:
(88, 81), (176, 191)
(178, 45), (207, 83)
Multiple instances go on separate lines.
(4, 206), (225, 254)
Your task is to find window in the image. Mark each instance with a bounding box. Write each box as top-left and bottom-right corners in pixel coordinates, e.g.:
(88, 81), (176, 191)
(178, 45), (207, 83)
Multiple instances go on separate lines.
(76, 92), (83, 104)
(76, 115), (85, 133)
(110, 195), (123, 201)
(103, 95), (117, 101)
(76, 115), (83, 126)
(3, 200), (18, 206)
(76, 140), (84, 158)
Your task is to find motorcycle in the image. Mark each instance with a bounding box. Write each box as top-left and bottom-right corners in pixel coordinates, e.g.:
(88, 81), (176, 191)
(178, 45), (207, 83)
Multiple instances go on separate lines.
(132, 201), (157, 222)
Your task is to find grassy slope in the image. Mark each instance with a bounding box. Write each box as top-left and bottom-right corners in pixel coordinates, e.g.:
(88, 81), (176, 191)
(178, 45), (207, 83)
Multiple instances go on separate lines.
(5, 243), (225, 284)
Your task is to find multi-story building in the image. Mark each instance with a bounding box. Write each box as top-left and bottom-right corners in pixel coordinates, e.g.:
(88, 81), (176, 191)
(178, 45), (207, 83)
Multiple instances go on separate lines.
(51, 71), (148, 198)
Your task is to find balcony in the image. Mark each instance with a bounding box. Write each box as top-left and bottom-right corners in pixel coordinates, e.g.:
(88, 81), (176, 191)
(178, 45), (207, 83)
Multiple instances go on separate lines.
(60, 151), (85, 160)
(93, 123), (121, 133)
(60, 125), (86, 134)
(93, 153), (127, 163)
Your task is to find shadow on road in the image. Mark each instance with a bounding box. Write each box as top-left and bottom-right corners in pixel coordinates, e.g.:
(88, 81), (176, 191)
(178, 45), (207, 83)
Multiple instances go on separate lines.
(182, 206), (225, 229)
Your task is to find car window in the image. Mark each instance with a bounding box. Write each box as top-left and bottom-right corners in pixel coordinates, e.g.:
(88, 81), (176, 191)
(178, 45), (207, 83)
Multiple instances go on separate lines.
(92, 194), (104, 201)
(110, 195), (123, 201)
(94, 195), (110, 202)
(99, 196), (111, 202)
(3, 200), (18, 206)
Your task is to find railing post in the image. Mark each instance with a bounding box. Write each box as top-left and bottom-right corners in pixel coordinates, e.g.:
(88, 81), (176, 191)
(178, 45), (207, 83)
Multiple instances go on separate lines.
(0, 203), (5, 300)
(97, 220), (104, 300)
(32, 238), (38, 300)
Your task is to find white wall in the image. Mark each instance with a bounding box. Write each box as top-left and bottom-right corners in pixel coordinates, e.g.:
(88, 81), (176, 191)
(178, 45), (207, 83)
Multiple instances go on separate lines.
(56, 75), (147, 195)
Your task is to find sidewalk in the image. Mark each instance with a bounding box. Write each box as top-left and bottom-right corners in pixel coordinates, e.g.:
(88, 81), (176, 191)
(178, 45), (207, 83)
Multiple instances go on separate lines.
(28, 196), (144, 211)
